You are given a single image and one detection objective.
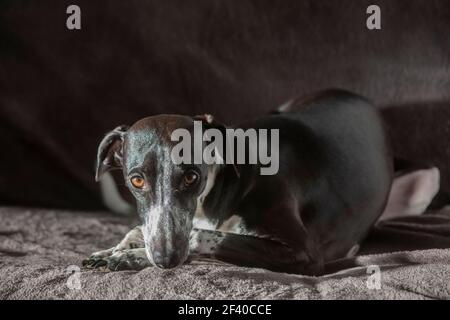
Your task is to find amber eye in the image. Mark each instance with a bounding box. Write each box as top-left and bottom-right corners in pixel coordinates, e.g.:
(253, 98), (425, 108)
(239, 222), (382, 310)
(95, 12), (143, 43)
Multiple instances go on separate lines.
(130, 176), (145, 189)
(184, 171), (199, 186)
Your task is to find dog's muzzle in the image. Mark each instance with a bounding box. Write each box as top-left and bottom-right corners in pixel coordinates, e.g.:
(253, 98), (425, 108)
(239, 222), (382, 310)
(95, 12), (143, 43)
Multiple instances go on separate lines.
(143, 207), (191, 269)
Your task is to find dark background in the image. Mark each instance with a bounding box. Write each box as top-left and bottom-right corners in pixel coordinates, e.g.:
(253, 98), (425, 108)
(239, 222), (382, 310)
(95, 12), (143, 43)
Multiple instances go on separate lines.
(0, 0), (449, 210)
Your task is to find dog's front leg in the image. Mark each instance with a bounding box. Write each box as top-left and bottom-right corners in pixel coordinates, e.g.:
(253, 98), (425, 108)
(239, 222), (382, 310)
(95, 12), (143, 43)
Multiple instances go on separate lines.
(83, 226), (151, 270)
(189, 228), (317, 274)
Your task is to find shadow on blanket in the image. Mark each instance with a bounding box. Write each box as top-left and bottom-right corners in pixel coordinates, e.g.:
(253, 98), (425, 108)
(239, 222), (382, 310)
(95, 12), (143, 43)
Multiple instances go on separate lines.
(0, 206), (449, 299)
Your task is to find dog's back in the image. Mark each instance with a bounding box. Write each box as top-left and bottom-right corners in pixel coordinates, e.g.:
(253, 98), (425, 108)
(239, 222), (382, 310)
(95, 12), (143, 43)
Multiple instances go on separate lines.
(247, 90), (393, 261)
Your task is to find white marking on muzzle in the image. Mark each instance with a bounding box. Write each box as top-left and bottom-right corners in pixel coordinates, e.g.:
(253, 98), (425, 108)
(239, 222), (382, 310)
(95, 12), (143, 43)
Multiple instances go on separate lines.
(142, 205), (163, 265)
(142, 204), (192, 266)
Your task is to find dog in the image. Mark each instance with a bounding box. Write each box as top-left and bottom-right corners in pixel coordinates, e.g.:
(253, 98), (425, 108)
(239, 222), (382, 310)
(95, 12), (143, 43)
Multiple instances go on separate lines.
(83, 89), (440, 275)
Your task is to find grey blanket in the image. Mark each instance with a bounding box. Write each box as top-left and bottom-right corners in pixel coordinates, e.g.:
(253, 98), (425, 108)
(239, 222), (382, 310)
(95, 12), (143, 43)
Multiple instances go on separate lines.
(1, 207), (450, 299)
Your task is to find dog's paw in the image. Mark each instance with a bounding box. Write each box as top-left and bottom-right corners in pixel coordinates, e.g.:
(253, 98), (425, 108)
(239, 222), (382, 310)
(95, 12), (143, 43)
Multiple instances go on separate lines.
(82, 227), (145, 269)
(85, 249), (151, 271)
(82, 247), (115, 269)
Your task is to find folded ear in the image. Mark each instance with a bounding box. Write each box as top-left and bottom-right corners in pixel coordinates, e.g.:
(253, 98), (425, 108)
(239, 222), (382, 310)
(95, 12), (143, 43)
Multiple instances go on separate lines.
(192, 113), (216, 126)
(95, 125), (129, 182)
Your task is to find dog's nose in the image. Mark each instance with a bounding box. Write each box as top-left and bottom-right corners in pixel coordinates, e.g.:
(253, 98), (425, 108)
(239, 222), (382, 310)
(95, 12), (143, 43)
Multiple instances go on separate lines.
(153, 253), (181, 269)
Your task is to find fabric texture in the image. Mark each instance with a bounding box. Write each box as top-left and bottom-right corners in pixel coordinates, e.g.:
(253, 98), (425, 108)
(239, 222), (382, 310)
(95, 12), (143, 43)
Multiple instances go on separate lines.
(1, 207), (450, 300)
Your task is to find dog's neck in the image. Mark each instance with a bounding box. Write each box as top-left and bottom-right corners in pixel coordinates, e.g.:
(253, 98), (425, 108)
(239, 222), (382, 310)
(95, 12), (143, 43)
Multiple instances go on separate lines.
(200, 163), (256, 226)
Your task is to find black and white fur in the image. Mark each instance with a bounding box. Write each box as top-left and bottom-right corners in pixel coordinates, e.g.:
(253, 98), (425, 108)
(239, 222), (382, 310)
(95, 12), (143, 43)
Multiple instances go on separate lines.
(84, 90), (440, 275)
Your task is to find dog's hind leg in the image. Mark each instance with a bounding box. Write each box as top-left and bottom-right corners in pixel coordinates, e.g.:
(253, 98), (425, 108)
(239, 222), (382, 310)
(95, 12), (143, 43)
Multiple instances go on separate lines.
(83, 226), (145, 269)
(189, 228), (318, 275)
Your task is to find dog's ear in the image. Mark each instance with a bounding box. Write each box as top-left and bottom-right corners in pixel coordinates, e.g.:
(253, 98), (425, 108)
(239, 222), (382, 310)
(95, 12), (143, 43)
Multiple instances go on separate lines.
(95, 125), (129, 182)
(192, 113), (217, 126)
(192, 114), (240, 178)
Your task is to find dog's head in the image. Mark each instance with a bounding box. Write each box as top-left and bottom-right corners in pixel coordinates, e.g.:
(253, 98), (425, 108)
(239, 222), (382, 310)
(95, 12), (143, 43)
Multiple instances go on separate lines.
(95, 114), (227, 268)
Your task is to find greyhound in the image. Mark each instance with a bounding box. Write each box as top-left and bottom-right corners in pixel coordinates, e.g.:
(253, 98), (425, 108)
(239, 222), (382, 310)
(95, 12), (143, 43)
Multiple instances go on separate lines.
(83, 89), (440, 275)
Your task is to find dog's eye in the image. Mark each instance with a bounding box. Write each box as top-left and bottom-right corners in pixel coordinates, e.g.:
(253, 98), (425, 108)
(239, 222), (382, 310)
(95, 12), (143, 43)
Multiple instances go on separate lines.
(183, 171), (199, 186)
(130, 176), (145, 189)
